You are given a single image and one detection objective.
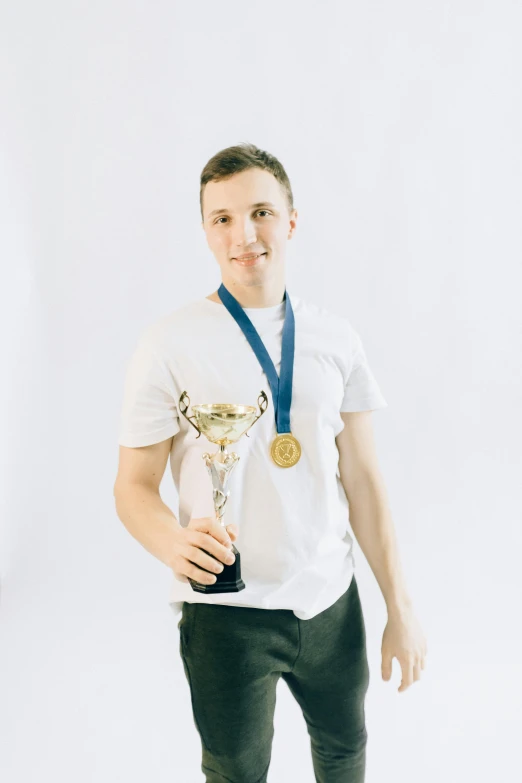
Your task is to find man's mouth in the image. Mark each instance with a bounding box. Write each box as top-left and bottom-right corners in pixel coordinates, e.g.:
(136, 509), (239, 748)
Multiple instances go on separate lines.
(234, 252), (267, 266)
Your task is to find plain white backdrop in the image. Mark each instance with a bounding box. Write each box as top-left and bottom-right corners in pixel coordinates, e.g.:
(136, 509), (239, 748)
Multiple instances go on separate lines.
(1, 2), (521, 781)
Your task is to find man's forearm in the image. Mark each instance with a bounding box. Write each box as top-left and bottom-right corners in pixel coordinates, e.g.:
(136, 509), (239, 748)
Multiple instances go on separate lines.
(344, 470), (412, 616)
(114, 484), (181, 569)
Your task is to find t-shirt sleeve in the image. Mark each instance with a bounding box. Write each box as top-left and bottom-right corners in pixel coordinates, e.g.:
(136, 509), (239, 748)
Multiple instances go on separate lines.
(118, 336), (180, 447)
(340, 325), (388, 412)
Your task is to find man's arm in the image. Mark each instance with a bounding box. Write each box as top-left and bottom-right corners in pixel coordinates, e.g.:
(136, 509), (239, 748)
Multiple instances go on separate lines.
(113, 437), (238, 583)
(336, 411), (412, 616)
(113, 436), (182, 569)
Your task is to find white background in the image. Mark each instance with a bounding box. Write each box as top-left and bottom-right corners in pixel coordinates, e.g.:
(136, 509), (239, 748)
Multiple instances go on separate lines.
(1, 2), (521, 781)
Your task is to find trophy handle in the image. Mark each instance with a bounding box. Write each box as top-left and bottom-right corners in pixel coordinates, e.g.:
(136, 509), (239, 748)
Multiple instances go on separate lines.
(179, 391), (202, 438)
(244, 390), (269, 439)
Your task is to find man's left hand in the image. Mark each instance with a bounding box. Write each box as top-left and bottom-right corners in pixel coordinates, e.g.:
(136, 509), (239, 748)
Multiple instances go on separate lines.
(381, 606), (428, 693)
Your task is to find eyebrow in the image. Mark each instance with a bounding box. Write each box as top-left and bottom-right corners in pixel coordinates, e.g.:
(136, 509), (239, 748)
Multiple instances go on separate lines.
(207, 201), (277, 219)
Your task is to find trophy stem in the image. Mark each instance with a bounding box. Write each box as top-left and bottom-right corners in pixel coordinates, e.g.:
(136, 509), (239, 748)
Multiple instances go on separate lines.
(208, 444), (237, 526)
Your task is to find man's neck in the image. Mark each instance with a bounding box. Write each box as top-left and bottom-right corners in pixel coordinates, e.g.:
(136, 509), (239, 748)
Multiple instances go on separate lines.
(207, 280), (286, 308)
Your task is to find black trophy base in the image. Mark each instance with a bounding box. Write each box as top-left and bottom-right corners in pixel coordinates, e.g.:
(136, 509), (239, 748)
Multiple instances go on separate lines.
(189, 543), (245, 593)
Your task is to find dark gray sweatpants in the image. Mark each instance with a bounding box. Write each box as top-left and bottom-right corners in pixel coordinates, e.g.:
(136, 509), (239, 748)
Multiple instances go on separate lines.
(178, 575), (370, 783)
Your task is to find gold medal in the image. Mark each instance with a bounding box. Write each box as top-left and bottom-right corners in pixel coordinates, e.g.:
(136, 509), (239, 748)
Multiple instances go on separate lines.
(270, 433), (301, 468)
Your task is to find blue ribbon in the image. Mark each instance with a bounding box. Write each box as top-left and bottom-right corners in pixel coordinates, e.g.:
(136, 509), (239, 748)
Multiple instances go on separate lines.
(217, 283), (295, 434)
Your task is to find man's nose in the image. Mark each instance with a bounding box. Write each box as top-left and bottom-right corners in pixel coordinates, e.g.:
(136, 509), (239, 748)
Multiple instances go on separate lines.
(233, 218), (257, 247)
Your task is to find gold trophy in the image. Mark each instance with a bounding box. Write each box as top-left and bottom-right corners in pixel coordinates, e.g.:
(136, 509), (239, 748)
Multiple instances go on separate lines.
(178, 390), (268, 593)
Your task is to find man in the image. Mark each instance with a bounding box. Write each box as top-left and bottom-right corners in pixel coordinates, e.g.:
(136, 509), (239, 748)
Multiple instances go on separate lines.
(114, 142), (427, 783)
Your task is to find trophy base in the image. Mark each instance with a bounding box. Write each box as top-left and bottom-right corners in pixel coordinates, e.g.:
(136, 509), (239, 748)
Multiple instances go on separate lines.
(188, 543), (246, 594)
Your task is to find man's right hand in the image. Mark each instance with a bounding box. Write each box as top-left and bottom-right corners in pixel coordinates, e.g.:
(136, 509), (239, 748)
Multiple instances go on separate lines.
(171, 517), (237, 584)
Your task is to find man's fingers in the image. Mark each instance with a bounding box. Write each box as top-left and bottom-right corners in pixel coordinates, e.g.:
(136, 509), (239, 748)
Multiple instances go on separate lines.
(226, 523), (238, 541)
(398, 659), (414, 692)
(186, 518), (236, 563)
(184, 558), (219, 585)
(381, 652), (392, 681)
(189, 516), (232, 545)
(186, 544), (227, 575)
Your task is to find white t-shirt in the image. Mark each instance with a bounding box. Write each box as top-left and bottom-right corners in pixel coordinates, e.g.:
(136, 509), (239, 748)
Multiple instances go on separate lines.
(118, 294), (388, 620)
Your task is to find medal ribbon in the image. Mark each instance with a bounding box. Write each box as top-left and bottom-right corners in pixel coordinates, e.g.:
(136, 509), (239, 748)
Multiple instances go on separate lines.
(217, 282), (295, 434)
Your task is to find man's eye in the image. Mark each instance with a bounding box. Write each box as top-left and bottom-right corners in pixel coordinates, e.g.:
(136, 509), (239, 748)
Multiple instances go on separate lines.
(214, 210), (271, 225)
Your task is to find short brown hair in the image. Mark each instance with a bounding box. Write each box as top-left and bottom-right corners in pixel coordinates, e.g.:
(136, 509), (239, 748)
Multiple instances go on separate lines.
(200, 142), (294, 221)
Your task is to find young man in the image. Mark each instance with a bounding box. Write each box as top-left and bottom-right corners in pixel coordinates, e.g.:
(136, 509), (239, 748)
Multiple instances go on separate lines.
(114, 143), (427, 783)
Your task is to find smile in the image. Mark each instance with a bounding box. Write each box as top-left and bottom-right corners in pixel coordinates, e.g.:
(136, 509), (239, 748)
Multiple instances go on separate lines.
(234, 253), (267, 266)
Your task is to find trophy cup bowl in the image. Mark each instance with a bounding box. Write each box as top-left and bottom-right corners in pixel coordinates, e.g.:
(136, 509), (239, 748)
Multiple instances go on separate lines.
(178, 389), (268, 593)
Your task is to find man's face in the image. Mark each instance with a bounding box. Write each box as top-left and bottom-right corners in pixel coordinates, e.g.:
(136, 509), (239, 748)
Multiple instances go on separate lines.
(201, 167), (297, 289)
